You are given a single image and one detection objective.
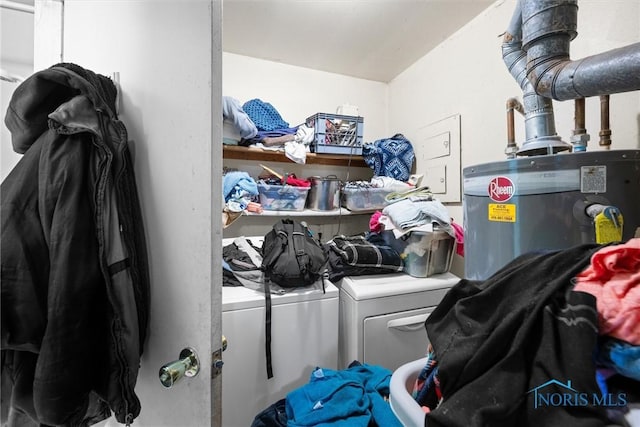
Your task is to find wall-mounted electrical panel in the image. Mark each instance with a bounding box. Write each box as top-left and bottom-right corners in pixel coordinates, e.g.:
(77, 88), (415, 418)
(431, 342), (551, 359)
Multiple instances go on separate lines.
(413, 114), (461, 202)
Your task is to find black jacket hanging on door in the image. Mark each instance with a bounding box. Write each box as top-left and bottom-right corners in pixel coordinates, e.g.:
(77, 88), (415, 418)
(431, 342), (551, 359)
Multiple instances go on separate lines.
(1, 63), (150, 426)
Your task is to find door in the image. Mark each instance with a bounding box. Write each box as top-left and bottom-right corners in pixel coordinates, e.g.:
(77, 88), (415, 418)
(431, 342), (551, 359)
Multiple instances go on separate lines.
(34, 1), (224, 425)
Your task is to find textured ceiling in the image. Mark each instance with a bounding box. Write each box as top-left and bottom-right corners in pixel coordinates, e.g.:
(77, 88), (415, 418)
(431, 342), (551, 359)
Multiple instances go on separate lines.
(223, 0), (494, 82)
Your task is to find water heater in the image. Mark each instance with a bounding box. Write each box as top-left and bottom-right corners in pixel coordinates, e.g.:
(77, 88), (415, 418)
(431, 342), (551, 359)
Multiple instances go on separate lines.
(463, 149), (640, 280)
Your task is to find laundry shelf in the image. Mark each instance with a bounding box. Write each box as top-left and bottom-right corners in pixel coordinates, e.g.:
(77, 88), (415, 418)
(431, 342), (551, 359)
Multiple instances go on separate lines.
(223, 145), (367, 167)
(246, 208), (362, 217)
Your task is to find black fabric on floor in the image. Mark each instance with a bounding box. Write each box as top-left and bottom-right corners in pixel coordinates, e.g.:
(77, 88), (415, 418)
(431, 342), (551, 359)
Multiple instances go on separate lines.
(425, 244), (614, 427)
(251, 398), (287, 427)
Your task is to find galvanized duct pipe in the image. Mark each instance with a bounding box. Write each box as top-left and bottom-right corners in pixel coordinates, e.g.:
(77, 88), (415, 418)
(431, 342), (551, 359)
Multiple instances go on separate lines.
(502, 0), (571, 155)
(522, 0), (640, 101)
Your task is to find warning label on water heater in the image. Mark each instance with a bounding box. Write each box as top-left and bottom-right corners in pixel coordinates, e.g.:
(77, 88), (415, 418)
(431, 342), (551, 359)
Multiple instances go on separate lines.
(488, 203), (516, 222)
(581, 165), (607, 193)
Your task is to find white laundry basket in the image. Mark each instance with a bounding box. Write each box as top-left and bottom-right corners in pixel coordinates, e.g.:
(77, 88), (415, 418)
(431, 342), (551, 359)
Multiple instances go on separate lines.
(389, 357), (428, 427)
(390, 358), (640, 427)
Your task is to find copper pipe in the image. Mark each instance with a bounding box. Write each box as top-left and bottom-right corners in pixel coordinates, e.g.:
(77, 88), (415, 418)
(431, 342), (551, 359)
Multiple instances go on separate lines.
(599, 95), (612, 148)
(505, 97), (524, 158)
(570, 97), (590, 152)
(573, 98), (586, 136)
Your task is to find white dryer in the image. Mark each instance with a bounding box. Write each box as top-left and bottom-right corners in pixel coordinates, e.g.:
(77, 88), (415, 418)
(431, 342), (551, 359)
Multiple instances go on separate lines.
(222, 282), (339, 427)
(338, 272), (459, 371)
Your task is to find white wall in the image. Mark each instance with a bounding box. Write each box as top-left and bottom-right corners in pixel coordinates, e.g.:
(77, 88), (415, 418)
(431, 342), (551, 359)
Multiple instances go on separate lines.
(1, 4), (34, 182)
(388, 0), (640, 226)
(0, 64), (30, 182)
(223, 52), (389, 143)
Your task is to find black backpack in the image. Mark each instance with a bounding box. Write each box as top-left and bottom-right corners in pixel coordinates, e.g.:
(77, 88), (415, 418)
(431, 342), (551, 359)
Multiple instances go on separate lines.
(259, 219), (328, 379)
(261, 219), (328, 287)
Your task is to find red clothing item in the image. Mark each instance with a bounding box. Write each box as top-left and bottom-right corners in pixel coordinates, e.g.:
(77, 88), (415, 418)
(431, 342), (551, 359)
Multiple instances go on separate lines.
(284, 174), (310, 187)
(451, 221), (464, 257)
(574, 238), (640, 345)
(369, 211), (383, 233)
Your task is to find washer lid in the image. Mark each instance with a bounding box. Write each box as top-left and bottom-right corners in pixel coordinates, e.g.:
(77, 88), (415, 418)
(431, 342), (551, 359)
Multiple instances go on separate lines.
(339, 272), (460, 301)
(223, 281), (338, 311)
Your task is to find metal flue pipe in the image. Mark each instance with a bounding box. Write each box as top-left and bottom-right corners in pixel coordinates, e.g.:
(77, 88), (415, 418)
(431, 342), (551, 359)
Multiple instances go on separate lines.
(502, 0), (571, 156)
(522, 0), (640, 101)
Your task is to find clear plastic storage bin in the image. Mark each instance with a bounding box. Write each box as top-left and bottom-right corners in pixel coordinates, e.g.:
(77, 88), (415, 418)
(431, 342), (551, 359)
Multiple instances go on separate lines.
(341, 186), (395, 211)
(258, 183), (310, 211)
(381, 230), (455, 277)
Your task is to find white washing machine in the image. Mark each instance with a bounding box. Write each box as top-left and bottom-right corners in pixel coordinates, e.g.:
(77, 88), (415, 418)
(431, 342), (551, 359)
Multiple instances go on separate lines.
(338, 272), (459, 371)
(222, 282), (339, 427)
